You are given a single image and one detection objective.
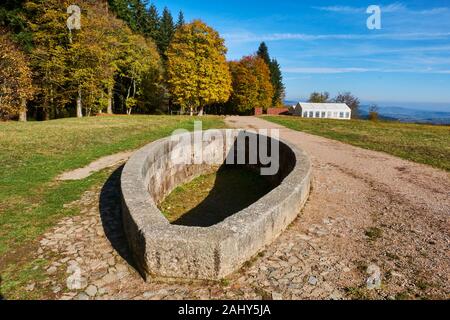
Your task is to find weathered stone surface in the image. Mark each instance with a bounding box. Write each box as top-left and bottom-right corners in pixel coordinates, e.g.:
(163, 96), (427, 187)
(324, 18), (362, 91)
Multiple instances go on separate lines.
(121, 130), (311, 280)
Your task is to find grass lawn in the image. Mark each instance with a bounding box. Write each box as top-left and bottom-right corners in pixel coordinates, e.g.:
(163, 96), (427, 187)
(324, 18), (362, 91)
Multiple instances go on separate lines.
(0, 115), (225, 298)
(263, 116), (450, 172)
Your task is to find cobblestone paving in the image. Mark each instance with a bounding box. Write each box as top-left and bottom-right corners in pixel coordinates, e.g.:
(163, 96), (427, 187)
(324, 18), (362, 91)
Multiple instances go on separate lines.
(34, 166), (359, 300)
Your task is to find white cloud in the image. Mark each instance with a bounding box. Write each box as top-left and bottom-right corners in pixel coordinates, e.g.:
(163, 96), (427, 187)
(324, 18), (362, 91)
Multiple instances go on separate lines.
(382, 3), (407, 13)
(283, 66), (450, 74)
(312, 3), (448, 15)
(223, 32), (450, 43)
(312, 6), (363, 13)
(283, 67), (370, 74)
(419, 8), (449, 15)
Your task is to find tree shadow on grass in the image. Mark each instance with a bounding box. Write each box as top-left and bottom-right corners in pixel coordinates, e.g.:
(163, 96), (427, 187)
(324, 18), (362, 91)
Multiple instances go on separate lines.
(172, 166), (275, 227)
(99, 165), (139, 273)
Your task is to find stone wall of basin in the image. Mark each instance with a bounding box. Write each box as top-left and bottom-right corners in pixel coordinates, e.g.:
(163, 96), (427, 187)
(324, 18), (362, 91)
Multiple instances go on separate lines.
(121, 129), (311, 280)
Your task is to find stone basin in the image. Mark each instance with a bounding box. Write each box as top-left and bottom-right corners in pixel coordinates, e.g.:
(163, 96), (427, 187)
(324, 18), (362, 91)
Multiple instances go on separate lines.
(121, 129), (311, 280)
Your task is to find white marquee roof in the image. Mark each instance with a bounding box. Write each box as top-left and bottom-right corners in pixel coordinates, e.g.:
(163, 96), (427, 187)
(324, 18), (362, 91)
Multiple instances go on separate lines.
(295, 103), (351, 112)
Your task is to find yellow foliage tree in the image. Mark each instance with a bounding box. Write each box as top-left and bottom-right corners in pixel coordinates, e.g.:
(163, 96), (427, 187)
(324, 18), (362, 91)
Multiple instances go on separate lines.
(167, 20), (232, 115)
(0, 30), (34, 121)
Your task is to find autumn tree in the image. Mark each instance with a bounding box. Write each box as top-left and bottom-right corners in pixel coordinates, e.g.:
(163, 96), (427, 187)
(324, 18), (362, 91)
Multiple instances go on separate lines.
(167, 20), (232, 116)
(228, 55), (274, 114)
(308, 91), (330, 103)
(116, 32), (162, 115)
(24, 0), (70, 120)
(66, 1), (134, 117)
(0, 30), (34, 121)
(333, 92), (360, 118)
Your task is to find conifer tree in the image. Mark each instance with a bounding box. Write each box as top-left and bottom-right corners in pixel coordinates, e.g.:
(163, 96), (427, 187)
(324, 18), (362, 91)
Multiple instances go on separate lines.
(176, 11), (185, 29)
(157, 7), (174, 58)
(256, 42), (270, 65)
(146, 3), (159, 40)
(257, 42), (285, 106)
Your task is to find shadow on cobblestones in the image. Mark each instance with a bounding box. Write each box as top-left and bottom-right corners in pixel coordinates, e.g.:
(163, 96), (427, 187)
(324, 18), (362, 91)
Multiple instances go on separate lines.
(99, 166), (141, 276)
(0, 276), (4, 300)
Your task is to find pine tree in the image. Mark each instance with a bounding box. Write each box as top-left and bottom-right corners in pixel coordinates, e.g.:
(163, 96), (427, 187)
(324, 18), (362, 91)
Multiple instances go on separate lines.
(269, 58), (285, 106)
(256, 42), (270, 65)
(146, 4), (159, 40)
(108, 0), (135, 30)
(157, 7), (174, 58)
(133, 0), (150, 35)
(176, 11), (185, 29)
(257, 42), (285, 106)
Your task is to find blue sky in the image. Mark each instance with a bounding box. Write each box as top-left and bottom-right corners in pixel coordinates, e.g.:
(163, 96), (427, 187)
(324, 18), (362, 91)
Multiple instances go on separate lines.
(152, 0), (450, 111)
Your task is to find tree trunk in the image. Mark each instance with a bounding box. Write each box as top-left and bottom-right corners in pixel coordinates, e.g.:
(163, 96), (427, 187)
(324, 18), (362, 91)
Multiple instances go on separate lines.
(76, 87), (83, 118)
(43, 97), (50, 121)
(107, 86), (113, 114)
(198, 106), (204, 116)
(190, 107), (193, 116)
(44, 109), (50, 121)
(19, 98), (27, 122)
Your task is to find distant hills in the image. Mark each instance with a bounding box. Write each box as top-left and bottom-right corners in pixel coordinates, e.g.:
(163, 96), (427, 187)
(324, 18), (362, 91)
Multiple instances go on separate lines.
(285, 100), (450, 125)
(359, 105), (450, 125)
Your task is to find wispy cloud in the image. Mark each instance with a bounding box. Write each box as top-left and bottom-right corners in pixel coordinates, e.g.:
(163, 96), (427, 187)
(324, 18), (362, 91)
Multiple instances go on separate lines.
(283, 67), (450, 74)
(283, 67), (370, 74)
(224, 31), (450, 43)
(311, 5), (363, 13)
(382, 3), (407, 13)
(312, 3), (448, 15)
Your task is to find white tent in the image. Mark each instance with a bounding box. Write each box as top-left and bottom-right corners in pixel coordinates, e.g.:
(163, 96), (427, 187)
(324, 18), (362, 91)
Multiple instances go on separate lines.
(292, 103), (352, 120)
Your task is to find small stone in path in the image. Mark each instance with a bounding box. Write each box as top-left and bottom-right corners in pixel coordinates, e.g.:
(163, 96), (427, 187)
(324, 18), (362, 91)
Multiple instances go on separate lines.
(25, 283), (35, 291)
(74, 293), (90, 300)
(308, 276), (318, 286)
(366, 264), (382, 290)
(46, 266), (57, 275)
(85, 285), (98, 297)
(271, 292), (283, 300)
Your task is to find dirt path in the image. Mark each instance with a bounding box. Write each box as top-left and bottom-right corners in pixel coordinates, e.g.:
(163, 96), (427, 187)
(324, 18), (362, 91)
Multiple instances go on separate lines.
(225, 116), (450, 299)
(22, 117), (449, 300)
(56, 151), (134, 181)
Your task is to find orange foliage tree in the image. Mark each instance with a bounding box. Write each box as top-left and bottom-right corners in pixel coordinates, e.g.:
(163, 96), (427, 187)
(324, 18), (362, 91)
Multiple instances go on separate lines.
(228, 55), (274, 114)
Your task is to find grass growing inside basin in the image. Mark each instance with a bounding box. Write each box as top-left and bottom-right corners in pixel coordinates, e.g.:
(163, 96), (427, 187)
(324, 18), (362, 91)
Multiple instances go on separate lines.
(159, 166), (274, 227)
(263, 116), (450, 172)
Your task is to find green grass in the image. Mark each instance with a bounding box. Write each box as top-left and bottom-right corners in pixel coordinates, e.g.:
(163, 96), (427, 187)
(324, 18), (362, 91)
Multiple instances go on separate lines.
(0, 258), (49, 300)
(0, 116), (225, 258)
(159, 166), (274, 227)
(0, 115), (225, 299)
(263, 116), (450, 171)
